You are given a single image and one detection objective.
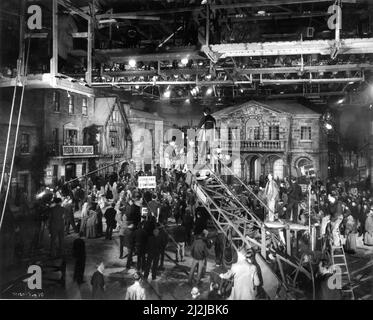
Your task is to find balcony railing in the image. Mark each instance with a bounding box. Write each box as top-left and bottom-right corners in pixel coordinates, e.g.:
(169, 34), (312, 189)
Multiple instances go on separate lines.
(220, 140), (286, 152)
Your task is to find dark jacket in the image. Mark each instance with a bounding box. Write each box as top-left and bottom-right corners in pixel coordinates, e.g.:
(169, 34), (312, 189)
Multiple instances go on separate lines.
(104, 207), (117, 228)
(91, 271), (104, 299)
(190, 236), (209, 260)
(288, 182), (303, 202)
(49, 205), (66, 233)
(128, 204), (141, 227)
(198, 114), (216, 130)
(134, 227), (148, 250)
(72, 238), (86, 260)
(146, 235), (163, 256)
(174, 225), (187, 243)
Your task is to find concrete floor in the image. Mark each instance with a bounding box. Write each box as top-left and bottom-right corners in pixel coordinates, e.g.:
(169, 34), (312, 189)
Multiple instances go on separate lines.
(1, 221), (373, 300)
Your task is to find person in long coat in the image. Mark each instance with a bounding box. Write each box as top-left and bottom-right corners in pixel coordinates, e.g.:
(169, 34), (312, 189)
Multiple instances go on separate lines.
(219, 250), (260, 300)
(86, 207), (98, 238)
(264, 173), (280, 222)
(91, 262), (105, 299)
(364, 208), (373, 246)
(72, 235), (86, 285)
(344, 214), (358, 253)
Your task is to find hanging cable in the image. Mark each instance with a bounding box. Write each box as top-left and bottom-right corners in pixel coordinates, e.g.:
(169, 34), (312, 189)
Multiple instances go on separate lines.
(0, 65), (21, 194)
(0, 37), (31, 231)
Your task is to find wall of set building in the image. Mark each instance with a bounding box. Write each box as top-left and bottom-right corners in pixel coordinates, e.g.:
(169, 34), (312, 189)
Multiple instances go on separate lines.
(214, 101), (326, 180)
(0, 88), (44, 200)
(289, 115), (328, 180)
(338, 105), (373, 186)
(93, 96), (133, 171)
(128, 109), (174, 169)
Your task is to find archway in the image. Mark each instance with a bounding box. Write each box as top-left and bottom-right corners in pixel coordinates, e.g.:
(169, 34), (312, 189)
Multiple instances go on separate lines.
(273, 158), (284, 180)
(245, 155), (262, 182)
(264, 154), (284, 180)
(295, 157), (313, 177)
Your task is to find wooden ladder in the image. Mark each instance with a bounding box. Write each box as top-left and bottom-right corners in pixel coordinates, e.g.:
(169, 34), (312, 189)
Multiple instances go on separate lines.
(331, 245), (355, 300)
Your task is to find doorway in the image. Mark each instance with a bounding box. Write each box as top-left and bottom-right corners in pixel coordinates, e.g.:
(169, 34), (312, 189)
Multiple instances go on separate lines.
(65, 163), (76, 181)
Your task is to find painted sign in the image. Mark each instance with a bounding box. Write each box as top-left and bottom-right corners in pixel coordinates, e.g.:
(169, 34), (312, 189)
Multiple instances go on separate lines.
(138, 176), (156, 189)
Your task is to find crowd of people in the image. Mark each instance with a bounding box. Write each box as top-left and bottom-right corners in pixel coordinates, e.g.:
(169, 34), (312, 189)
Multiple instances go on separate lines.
(1, 154), (373, 300)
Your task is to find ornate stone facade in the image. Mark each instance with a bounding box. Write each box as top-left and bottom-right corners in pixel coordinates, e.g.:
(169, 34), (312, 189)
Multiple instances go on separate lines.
(213, 100), (328, 181)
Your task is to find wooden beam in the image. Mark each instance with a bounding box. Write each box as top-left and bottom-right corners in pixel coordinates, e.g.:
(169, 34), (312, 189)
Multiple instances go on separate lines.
(95, 0), (335, 17)
(86, 16), (93, 85)
(72, 32), (88, 38)
(51, 0), (58, 79)
(57, 0), (90, 20)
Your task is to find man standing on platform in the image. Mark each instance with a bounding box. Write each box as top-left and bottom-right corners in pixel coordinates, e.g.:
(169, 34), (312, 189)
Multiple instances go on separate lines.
(197, 107), (216, 164)
(286, 177), (303, 222)
(264, 173), (280, 222)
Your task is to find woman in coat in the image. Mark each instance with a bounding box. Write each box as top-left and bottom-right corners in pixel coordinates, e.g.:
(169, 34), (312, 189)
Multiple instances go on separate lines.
(86, 206), (98, 238)
(219, 250), (260, 300)
(364, 209), (373, 246)
(345, 214), (358, 253)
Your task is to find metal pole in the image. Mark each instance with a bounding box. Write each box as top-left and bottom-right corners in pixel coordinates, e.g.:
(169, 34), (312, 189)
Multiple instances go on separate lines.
(206, 2), (210, 46)
(51, 0), (58, 78)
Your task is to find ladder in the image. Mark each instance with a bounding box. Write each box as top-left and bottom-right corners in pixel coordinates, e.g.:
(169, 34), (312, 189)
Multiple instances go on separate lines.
(188, 164), (318, 299)
(331, 245), (355, 300)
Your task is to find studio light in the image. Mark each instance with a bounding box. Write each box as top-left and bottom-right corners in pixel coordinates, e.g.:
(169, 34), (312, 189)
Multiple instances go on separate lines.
(163, 87), (171, 98)
(325, 123), (333, 130)
(128, 59), (136, 68)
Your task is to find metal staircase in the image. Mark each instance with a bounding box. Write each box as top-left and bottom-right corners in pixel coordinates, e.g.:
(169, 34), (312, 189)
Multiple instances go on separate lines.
(187, 162), (315, 299)
(331, 245), (355, 300)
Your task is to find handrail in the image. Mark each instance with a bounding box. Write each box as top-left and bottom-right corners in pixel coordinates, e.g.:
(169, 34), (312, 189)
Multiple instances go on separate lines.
(218, 159), (272, 213)
(205, 163), (264, 228)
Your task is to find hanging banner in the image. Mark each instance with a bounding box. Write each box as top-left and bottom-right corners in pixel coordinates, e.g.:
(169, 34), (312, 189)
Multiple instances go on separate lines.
(76, 164), (83, 177)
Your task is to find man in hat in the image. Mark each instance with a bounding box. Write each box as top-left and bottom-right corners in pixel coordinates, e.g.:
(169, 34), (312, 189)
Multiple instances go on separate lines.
(286, 176), (303, 222)
(125, 272), (146, 300)
(49, 197), (66, 257)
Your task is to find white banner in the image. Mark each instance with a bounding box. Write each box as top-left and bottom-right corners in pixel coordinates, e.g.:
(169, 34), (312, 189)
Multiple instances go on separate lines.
(138, 176), (156, 189)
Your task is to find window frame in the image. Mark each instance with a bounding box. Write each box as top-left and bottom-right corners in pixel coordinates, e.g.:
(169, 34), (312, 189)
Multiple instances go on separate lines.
(53, 91), (60, 112)
(300, 126), (312, 141)
(269, 125), (280, 140)
(20, 133), (30, 154)
(82, 97), (88, 116)
(68, 95), (75, 115)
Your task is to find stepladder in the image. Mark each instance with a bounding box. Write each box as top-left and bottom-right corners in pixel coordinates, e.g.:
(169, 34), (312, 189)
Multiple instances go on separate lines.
(331, 245), (355, 300)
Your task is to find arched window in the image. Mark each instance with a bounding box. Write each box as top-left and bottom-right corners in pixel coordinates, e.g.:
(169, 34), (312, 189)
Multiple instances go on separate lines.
(245, 119), (260, 140)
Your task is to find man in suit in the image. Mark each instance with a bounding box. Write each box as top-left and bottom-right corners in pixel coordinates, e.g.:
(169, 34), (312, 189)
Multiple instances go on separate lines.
(264, 173), (280, 222)
(286, 177), (303, 222)
(49, 198), (66, 257)
(72, 235), (86, 285)
(104, 202), (117, 240)
(144, 228), (163, 280)
(91, 262), (105, 299)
